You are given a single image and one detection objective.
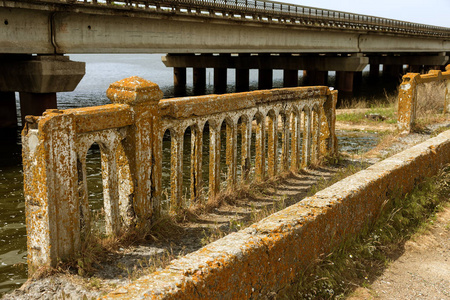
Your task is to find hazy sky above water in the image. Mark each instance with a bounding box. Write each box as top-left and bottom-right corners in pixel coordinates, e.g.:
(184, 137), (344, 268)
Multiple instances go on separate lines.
(282, 0), (450, 28)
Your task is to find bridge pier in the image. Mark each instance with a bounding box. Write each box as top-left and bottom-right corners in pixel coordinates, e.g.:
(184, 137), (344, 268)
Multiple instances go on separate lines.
(258, 69), (273, 90)
(383, 64), (404, 79)
(236, 68), (250, 92)
(336, 71), (354, 95)
(370, 63), (380, 78)
(19, 93), (57, 126)
(214, 67), (227, 94)
(0, 55), (85, 128)
(303, 70), (328, 86)
(173, 67), (187, 95)
(283, 69), (298, 87)
(193, 67), (206, 95)
(0, 92), (17, 128)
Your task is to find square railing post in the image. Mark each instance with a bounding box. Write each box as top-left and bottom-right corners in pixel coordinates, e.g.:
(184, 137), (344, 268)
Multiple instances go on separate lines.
(106, 76), (163, 226)
(22, 111), (79, 275)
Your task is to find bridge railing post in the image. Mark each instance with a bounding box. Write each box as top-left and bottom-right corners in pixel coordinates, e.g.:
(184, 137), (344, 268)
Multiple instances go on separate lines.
(106, 77), (164, 226)
(320, 89), (338, 156)
(397, 73), (420, 133)
(22, 111), (80, 275)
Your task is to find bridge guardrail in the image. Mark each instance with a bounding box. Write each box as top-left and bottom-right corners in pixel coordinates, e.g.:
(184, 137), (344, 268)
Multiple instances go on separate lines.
(8, 0), (450, 38)
(398, 66), (450, 133)
(22, 77), (337, 275)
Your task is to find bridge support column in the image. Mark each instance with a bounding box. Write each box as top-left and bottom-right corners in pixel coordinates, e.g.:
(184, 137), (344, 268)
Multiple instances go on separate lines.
(236, 68), (249, 92)
(193, 67), (206, 95)
(408, 65), (422, 73)
(0, 55), (85, 127)
(214, 67), (227, 94)
(369, 63), (380, 77)
(283, 69), (298, 87)
(0, 92), (17, 128)
(258, 69), (273, 90)
(354, 71), (363, 90)
(336, 71), (354, 94)
(303, 70), (327, 86)
(173, 67), (186, 96)
(383, 64), (403, 79)
(19, 92), (57, 126)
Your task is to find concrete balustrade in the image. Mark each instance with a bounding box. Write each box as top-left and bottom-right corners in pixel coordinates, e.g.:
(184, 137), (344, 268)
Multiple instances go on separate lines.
(397, 66), (450, 133)
(22, 77), (337, 275)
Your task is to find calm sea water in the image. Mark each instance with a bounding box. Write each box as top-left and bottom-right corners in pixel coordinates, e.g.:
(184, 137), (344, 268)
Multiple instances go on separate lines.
(0, 54), (390, 296)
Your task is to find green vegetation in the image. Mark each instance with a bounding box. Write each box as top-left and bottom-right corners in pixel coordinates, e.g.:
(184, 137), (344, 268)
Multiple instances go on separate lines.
(280, 165), (450, 299)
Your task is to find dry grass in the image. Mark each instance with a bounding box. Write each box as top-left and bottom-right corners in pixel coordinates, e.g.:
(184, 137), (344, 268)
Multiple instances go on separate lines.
(416, 81), (446, 119)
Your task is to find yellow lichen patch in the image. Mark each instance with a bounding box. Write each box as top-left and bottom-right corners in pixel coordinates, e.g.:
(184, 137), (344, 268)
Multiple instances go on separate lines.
(106, 76), (163, 105)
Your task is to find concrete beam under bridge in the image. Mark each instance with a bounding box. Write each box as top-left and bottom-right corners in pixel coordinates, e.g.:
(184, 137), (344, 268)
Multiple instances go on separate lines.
(369, 53), (449, 67)
(163, 54), (369, 72)
(0, 55), (85, 127)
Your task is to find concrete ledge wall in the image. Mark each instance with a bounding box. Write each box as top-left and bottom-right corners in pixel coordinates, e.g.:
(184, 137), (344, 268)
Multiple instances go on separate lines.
(103, 130), (450, 299)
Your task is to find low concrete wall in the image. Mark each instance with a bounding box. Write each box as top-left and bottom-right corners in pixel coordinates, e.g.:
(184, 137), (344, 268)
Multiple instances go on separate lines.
(103, 130), (450, 299)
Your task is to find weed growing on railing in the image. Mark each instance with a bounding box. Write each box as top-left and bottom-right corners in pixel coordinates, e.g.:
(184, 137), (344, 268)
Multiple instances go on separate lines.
(284, 165), (450, 299)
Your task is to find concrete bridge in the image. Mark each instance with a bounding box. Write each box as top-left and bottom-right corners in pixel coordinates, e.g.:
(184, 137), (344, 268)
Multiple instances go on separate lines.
(1, 0), (450, 128)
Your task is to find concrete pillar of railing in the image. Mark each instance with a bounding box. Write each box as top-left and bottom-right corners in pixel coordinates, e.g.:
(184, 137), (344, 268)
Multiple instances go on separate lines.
(397, 73), (420, 133)
(445, 65), (450, 114)
(320, 89), (338, 157)
(209, 122), (221, 198)
(267, 112), (278, 177)
(226, 122), (238, 188)
(106, 76), (163, 225)
(22, 110), (79, 275)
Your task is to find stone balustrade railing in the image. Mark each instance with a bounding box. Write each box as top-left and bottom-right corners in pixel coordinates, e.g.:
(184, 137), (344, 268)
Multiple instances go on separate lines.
(22, 77), (337, 274)
(398, 66), (450, 133)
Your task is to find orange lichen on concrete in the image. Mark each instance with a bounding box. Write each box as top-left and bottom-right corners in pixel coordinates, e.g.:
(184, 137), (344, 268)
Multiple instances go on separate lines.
(22, 76), (338, 276)
(397, 67), (450, 133)
(102, 129), (450, 299)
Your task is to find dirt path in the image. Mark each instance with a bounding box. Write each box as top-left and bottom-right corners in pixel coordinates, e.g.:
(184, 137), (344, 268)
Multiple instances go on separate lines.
(348, 205), (450, 300)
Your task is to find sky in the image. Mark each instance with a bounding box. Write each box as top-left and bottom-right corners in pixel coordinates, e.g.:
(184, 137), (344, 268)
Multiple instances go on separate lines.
(281, 0), (450, 28)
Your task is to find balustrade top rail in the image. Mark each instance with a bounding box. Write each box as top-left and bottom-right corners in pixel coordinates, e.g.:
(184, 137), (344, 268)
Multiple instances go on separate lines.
(6, 0), (450, 38)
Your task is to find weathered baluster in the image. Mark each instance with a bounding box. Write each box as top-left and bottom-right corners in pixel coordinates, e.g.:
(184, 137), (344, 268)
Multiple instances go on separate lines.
(255, 114), (266, 181)
(267, 113), (277, 177)
(302, 109), (312, 168)
(290, 111), (300, 171)
(101, 145), (121, 235)
(226, 121), (237, 188)
(77, 155), (90, 240)
(190, 126), (203, 203)
(280, 113), (289, 171)
(116, 142), (134, 226)
(311, 108), (321, 164)
(170, 129), (184, 210)
(240, 118), (251, 182)
(209, 123), (221, 199)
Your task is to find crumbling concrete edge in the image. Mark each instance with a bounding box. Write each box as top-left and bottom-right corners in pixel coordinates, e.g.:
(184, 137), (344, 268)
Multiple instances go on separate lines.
(102, 130), (450, 299)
